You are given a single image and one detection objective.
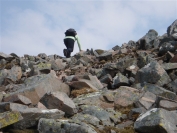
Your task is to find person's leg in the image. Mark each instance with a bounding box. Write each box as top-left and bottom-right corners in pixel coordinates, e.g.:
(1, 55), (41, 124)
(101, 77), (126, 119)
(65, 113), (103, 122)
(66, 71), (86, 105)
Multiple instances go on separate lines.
(64, 38), (74, 58)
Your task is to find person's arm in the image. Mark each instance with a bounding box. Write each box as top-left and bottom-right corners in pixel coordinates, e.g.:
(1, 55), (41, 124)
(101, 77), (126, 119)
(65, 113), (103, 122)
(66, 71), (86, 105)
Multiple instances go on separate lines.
(75, 35), (81, 51)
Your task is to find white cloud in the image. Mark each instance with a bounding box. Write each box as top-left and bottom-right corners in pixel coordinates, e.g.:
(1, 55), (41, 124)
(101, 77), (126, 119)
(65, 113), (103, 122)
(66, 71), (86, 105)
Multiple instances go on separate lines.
(1, 0), (177, 57)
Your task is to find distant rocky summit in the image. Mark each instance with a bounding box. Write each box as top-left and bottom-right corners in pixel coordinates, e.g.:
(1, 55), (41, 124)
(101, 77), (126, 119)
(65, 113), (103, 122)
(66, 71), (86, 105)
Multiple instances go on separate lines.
(0, 19), (177, 133)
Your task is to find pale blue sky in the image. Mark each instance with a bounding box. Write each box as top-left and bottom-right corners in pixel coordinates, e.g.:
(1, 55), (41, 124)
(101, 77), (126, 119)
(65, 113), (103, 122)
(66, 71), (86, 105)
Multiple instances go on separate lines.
(0, 0), (177, 57)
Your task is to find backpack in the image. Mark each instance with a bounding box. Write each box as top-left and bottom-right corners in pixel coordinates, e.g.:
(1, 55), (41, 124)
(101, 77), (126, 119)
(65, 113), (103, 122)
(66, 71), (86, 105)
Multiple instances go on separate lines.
(65, 28), (77, 37)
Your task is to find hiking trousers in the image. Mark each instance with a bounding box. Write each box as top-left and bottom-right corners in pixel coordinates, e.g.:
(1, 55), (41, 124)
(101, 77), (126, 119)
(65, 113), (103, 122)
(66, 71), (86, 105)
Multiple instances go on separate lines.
(64, 38), (74, 58)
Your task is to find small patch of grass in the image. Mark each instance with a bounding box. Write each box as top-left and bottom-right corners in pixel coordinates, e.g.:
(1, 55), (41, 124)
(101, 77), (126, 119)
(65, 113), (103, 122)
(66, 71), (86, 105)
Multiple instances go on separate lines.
(71, 87), (96, 98)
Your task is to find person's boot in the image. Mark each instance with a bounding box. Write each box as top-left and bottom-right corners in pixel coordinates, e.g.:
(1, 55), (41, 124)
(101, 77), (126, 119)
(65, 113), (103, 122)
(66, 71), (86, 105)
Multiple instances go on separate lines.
(63, 49), (67, 57)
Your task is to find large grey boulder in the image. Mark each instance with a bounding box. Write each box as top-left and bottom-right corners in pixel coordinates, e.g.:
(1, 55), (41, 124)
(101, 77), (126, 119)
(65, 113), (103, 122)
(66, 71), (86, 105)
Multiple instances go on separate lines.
(137, 29), (158, 50)
(40, 91), (77, 116)
(112, 72), (130, 88)
(134, 108), (177, 133)
(38, 118), (97, 133)
(135, 61), (171, 86)
(167, 19), (177, 40)
(114, 86), (141, 112)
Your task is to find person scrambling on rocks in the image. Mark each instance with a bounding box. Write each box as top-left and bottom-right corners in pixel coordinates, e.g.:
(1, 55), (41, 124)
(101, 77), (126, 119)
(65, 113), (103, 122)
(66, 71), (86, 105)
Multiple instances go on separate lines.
(63, 28), (82, 58)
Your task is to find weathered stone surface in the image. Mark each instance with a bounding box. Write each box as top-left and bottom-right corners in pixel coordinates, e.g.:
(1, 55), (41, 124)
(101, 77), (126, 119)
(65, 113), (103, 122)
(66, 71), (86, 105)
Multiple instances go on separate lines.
(134, 108), (177, 133)
(102, 91), (115, 102)
(40, 91), (77, 116)
(159, 42), (176, 55)
(135, 61), (171, 86)
(73, 91), (114, 109)
(114, 86), (141, 111)
(116, 57), (137, 73)
(105, 108), (122, 124)
(80, 105), (113, 126)
(38, 118), (97, 133)
(20, 59), (34, 76)
(128, 107), (146, 120)
(71, 113), (100, 127)
(50, 59), (66, 71)
(3, 73), (70, 105)
(0, 59), (7, 69)
(0, 111), (23, 129)
(13, 108), (64, 129)
(167, 79), (177, 93)
(159, 100), (177, 111)
(112, 45), (120, 51)
(38, 53), (47, 59)
(99, 74), (113, 84)
(137, 29), (158, 50)
(6, 66), (22, 83)
(112, 73), (130, 88)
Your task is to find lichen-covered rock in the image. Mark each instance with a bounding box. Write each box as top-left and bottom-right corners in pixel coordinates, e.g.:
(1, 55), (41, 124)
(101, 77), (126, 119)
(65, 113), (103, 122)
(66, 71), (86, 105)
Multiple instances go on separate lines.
(134, 108), (177, 133)
(38, 118), (97, 133)
(71, 113), (100, 127)
(0, 111), (23, 129)
(142, 83), (176, 100)
(0, 102), (64, 129)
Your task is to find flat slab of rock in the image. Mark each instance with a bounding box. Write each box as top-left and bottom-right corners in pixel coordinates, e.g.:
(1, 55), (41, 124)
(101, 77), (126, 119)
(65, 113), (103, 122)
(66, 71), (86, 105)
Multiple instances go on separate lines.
(0, 111), (23, 129)
(162, 63), (177, 70)
(143, 83), (176, 100)
(159, 100), (177, 111)
(136, 91), (156, 109)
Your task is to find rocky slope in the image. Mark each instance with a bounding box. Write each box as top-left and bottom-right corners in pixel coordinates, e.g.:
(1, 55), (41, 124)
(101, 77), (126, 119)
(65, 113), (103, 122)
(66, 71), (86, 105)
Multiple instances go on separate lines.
(0, 19), (177, 133)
